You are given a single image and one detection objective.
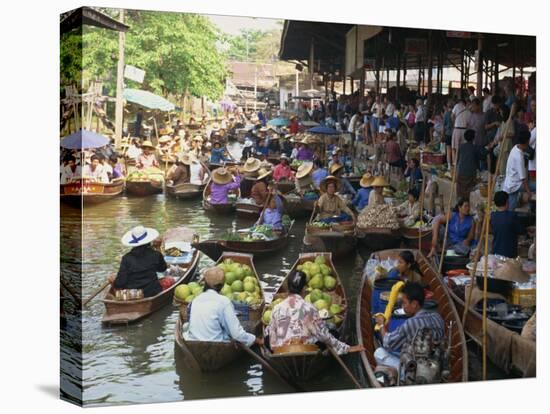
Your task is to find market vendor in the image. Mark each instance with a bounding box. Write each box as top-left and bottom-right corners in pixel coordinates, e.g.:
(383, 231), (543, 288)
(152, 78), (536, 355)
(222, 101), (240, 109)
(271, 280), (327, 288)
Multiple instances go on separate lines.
(374, 282), (445, 370)
(368, 176), (389, 206)
(316, 176), (356, 224)
(267, 135), (281, 155)
(210, 167), (241, 204)
(294, 162), (316, 196)
(491, 191), (524, 258)
(273, 154), (294, 182)
(297, 142), (314, 161)
(136, 140), (159, 169)
(266, 271), (363, 355)
(108, 225), (167, 298)
(209, 141), (229, 164)
(312, 159), (328, 189)
(353, 172), (374, 211)
(190, 135), (203, 159)
(385, 251), (423, 283)
(330, 162), (356, 197)
(167, 154), (191, 186)
(427, 198), (476, 258)
(397, 188), (421, 227)
(255, 138), (269, 157)
(258, 196), (283, 230)
(183, 267), (262, 347)
(60, 155), (81, 184)
(250, 168), (271, 206)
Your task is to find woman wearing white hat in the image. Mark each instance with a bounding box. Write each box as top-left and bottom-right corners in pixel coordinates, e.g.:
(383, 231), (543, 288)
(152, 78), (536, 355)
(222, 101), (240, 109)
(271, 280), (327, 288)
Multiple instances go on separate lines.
(107, 225), (167, 298)
(136, 141), (159, 169)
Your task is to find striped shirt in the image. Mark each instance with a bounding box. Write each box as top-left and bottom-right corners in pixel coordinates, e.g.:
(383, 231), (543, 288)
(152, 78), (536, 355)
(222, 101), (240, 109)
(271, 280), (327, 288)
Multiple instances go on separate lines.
(383, 310), (445, 352)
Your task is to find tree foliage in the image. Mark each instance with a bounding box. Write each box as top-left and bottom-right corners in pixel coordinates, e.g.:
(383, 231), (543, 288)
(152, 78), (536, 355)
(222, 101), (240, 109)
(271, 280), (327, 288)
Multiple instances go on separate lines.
(226, 22), (284, 63)
(60, 9), (227, 100)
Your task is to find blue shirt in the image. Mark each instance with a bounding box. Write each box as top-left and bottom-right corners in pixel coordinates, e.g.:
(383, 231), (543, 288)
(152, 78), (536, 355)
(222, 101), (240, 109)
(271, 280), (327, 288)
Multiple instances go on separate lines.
(491, 210), (523, 258)
(210, 147), (227, 164)
(340, 177), (357, 197)
(262, 208), (282, 230)
(405, 167), (423, 191)
(448, 212), (474, 246)
(353, 187), (372, 211)
(312, 168), (328, 188)
(383, 310), (445, 353)
(386, 116), (400, 130)
(255, 145), (269, 156)
(184, 290), (256, 346)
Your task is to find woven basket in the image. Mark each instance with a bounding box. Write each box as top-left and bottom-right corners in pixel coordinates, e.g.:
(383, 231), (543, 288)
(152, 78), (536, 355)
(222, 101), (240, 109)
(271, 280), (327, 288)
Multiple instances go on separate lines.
(306, 224), (332, 234)
(331, 221), (355, 233)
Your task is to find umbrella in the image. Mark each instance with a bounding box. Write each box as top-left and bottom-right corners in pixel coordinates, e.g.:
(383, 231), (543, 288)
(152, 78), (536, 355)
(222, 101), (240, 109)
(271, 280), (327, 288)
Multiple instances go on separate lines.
(60, 129), (110, 149)
(123, 88), (175, 111)
(267, 117), (290, 127)
(308, 126), (340, 135)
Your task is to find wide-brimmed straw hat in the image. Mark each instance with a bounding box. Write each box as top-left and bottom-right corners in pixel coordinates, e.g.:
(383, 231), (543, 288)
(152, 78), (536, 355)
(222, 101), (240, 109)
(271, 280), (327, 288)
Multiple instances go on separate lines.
(371, 176), (389, 187)
(204, 267), (225, 287)
(121, 225), (159, 247)
(141, 140), (156, 150)
(320, 175), (340, 193)
(256, 168), (272, 181)
(360, 172), (374, 188)
(179, 153), (198, 166)
(243, 157), (261, 173)
(211, 123), (220, 131)
(211, 167), (234, 185)
(296, 162), (314, 179)
(329, 163), (344, 175)
(159, 135), (172, 143)
(494, 261), (530, 283)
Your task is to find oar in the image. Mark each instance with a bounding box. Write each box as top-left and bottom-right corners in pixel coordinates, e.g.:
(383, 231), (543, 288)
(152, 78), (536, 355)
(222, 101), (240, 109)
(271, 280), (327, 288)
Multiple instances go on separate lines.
(82, 280), (111, 308)
(60, 278), (82, 307)
(234, 341), (304, 392)
(327, 346), (363, 389)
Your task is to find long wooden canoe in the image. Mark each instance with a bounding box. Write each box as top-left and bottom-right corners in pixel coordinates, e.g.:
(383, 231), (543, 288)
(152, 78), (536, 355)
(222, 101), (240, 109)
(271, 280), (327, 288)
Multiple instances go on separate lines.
(260, 252), (348, 382)
(356, 249), (468, 387)
(202, 178), (240, 214)
(235, 199), (264, 219)
(356, 227), (402, 251)
(102, 228), (200, 325)
(275, 180), (296, 195)
(174, 252), (264, 372)
(166, 182), (205, 200)
(60, 178), (124, 206)
(125, 180), (163, 196)
(281, 193), (316, 218)
(400, 225), (432, 254)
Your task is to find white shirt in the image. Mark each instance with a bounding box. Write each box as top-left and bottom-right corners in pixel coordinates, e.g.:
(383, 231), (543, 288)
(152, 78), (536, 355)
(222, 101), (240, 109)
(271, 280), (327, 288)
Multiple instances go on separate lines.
(385, 103), (395, 117)
(482, 95), (492, 113)
(290, 148), (299, 160)
(503, 145), (527, 194)
(415, 105), (426, 123)
(528, 127), (536, 172)
(452, 103), (471, 128)
(190, 162), (206, 185)
(127, 145), (141, 160)
(60, 165), (81, 184)
(82, 164), (109, 183)
(371, 102), (384, 118)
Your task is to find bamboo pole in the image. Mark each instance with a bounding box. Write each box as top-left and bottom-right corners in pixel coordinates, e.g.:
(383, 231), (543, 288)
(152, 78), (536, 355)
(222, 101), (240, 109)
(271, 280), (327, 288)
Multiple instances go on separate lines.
(418, 174), (425, 251)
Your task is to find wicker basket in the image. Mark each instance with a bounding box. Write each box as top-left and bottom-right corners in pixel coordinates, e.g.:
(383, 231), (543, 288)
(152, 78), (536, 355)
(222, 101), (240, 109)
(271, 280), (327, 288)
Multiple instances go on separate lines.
(331, 221), (355, 233)
(306, 224), (333, 234)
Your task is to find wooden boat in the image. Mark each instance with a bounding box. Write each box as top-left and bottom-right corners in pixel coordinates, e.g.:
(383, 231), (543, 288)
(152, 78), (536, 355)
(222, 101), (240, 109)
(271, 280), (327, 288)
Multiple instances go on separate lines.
(400, 225), (432, 254)
(166, 182), (205, 200)
(235, 199), (264, 219)
(202, 178), (240, 214)
(207, 160), (239, 171)
(356, 227), (402, 251)
(274, 180), (295, 194)
(102, 228), (200, 325)
(303, 204), (356, 258)
(259, 252), (348, 381)
(174, 252), (264, 371)
(356, 249), (468, 387)
(447, 279), (535, 378)
(60, 178), (124, 206)
(282, 193), (316, 218)
(125, 179), (163, 196)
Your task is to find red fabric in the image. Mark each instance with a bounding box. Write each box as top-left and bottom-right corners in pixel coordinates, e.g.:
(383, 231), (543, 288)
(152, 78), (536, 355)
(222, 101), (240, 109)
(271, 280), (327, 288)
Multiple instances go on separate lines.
(289, 121), (299, 134)
(273, 163), (294, 181)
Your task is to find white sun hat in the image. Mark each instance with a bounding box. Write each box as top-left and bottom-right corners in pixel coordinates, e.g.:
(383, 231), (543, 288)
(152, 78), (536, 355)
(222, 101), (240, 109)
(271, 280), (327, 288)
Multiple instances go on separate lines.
(121, 225), (160, 247)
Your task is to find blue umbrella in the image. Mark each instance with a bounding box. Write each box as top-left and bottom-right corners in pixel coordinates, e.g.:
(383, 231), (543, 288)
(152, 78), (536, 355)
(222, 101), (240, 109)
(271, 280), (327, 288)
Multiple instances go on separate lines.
(267, 117), (290, 127)
(60, 130), (110, 149)
(308, 126), (340, 135)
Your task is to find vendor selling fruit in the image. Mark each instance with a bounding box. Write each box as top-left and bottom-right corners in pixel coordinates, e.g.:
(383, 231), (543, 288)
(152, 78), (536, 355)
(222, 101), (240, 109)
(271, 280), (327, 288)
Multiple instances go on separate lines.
(368, 176), (389, 206)
(315, 176), (356, 224)
(107, 225), (167, 298)
(250, 168), (272, 206)
(209, 167), (241, 205)
(257, 196), (283, 230)
(397, 188), (421, 227)
(266, 271), (363, 355)
(166, 154), (193, 186)
(136, 140), (159, 169)
(183, 267), (263, 346)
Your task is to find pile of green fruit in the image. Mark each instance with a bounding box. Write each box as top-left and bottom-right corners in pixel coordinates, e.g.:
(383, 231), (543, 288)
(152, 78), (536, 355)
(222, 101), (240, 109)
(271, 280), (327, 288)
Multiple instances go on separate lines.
(218, 258), (263, 306)
(127, 167), (165, 183)
(310, 221), (331, 228)
(290, 160), (304, 169)
(174, 281), (204, 303)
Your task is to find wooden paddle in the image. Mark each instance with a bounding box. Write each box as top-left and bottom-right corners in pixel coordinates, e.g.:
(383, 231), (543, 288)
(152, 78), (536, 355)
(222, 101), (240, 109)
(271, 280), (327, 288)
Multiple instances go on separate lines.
(82, 280), (111, 308)
(234, 341), (304, 392)
(327, 345), (363, 389)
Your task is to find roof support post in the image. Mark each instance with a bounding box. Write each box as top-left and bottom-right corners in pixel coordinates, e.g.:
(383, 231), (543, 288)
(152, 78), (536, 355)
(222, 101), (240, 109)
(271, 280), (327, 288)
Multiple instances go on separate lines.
(114, 8), (125, 149)
(427, 31), (433, 98)
(476, 35), (483, 99)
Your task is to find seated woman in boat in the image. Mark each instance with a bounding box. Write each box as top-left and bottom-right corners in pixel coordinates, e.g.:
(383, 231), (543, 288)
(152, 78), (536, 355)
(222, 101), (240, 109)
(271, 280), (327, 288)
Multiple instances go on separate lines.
(166, 155), (191, 186)
(397, 188), (421, 227)
(189, 155), (207, 186)
(107, 226), (167, 298)
(60, 155), (81, 184)
(258, 196), (283, 231)
(368, 176), (389, 206)
(374, 282), (445, 371)
(316, 176), (356, 224)
(82, 155), (109, 183)
(427, 198), (476, 258)
(385, 251), (423, 283)
(209, 141), (229, 165)
(250, 168), (272, 206)
(108, 155), (125, 181)
(273, 155), (294, 182)
(136, 141), (159, 169)
(266, 271), (363, 355)
(183, 267), (263, 347)
(353, 172), (374, 211)
(294, 162), (318, 200)
(296, 142), (314, 162)
(210, 167), (241, 204)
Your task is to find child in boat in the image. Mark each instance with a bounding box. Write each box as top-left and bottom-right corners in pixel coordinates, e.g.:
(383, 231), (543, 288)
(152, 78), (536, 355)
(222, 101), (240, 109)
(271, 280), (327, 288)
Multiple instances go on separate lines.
(258, 197), (283, 231)
(385, 251), (423, 284)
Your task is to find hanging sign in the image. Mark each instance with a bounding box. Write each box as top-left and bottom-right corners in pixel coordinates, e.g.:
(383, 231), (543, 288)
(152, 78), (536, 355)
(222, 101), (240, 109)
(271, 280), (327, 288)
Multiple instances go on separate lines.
(124, 65), (146, 84)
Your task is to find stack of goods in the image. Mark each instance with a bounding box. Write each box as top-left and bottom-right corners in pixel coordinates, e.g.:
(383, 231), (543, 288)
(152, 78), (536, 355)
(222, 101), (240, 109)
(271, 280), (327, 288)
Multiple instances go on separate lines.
(221, 224), (279, 242)
(357, 204), (400, 230)
(126, 167), (165, 184)
(217, 259), (263, 306)
(174, 281), (205, 304)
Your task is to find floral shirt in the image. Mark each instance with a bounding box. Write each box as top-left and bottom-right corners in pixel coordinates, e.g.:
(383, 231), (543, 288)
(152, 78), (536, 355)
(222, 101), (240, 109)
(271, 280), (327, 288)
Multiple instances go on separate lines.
(267, 294), (349, 355)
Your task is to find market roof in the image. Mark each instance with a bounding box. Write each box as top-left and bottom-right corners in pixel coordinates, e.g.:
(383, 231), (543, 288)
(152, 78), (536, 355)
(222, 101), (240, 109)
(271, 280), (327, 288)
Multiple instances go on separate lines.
(228, 61), (277, 89)
(60, 6), (129, 34)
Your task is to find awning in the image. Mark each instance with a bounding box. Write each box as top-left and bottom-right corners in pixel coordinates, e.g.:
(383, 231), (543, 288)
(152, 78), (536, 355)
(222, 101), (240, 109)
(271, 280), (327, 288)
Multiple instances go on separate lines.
(123, 89), (175, 111)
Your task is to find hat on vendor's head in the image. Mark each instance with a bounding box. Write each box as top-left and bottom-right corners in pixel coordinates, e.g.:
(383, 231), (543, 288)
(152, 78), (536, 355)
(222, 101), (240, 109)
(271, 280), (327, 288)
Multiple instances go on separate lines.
(256, 168), (272, 181)
(494, 260), (530, 283)
(159, 135), (172, 143)
(329, 163), (344, 175)
(259, 127), (269, 133)
(204, 267), (225, 288)
(211, 123), (220, 131)
(211, 167), (234, 185)
(360, 172), (375, 188)
(243, 157), (261, 173)
(141, 140), (156, 150)
(179, 153), (198, 166)
(320, 175), (340, 193)
(371, 176), (389, 187)
(121, 225), (160, 247)
(295, 162), (314, 179)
